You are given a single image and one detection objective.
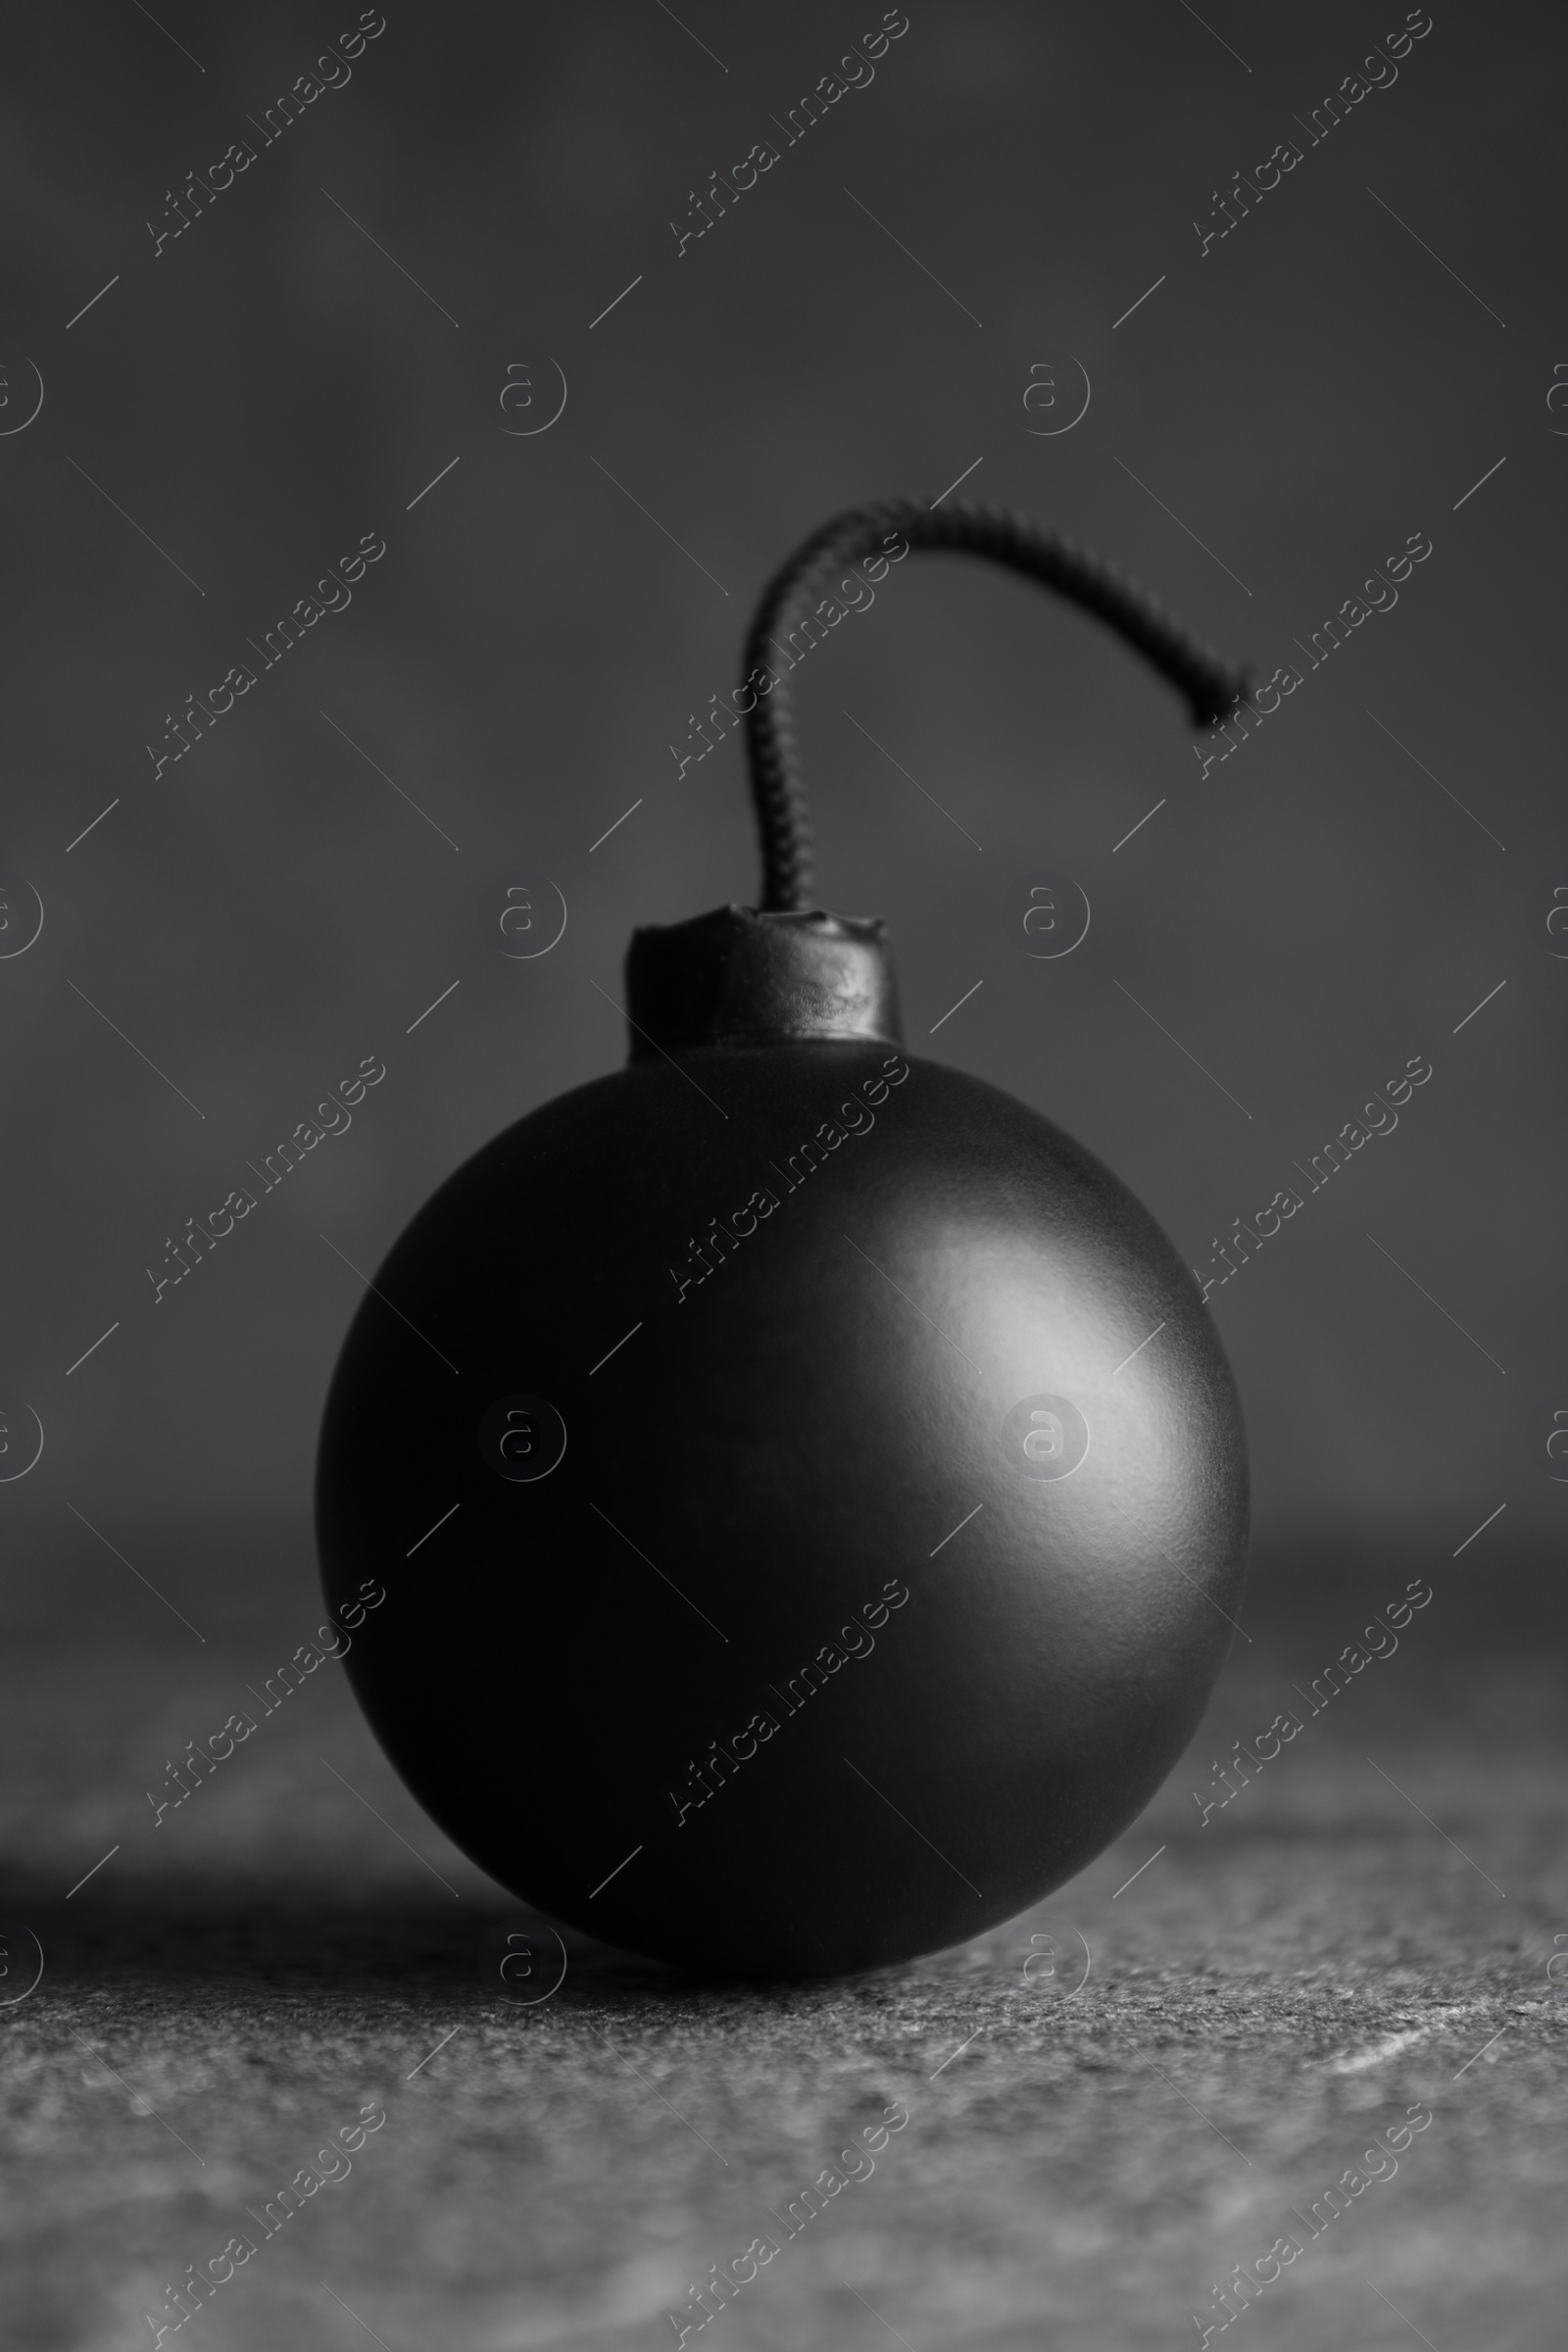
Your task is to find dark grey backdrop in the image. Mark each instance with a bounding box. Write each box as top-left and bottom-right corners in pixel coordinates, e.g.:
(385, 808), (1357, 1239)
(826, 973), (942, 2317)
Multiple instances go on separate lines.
(5, 12), (1567, 2351)
(2, 0), (1560, 1573)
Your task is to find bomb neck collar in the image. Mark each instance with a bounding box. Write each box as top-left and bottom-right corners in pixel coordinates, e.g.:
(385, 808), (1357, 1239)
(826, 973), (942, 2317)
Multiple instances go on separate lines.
(623, 905), (902, 1058)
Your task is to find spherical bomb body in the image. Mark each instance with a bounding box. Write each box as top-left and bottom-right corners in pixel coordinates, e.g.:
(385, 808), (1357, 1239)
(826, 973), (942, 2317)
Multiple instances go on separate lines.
(317, 1030), (1247, 1978)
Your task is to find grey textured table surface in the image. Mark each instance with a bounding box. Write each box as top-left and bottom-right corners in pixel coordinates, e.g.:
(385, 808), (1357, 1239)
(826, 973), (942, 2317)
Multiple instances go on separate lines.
(3, 1516), (1562, 2352)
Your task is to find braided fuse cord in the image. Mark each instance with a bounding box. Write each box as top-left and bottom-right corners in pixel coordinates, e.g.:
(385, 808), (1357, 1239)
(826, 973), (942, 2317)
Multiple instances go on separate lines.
(739, 497), (1250, 911)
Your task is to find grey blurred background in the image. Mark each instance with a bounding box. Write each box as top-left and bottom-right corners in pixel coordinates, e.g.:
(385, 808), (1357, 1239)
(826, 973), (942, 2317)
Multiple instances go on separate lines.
(0, 0), (1560, 1586)
(6, 9), (1568, 2348)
